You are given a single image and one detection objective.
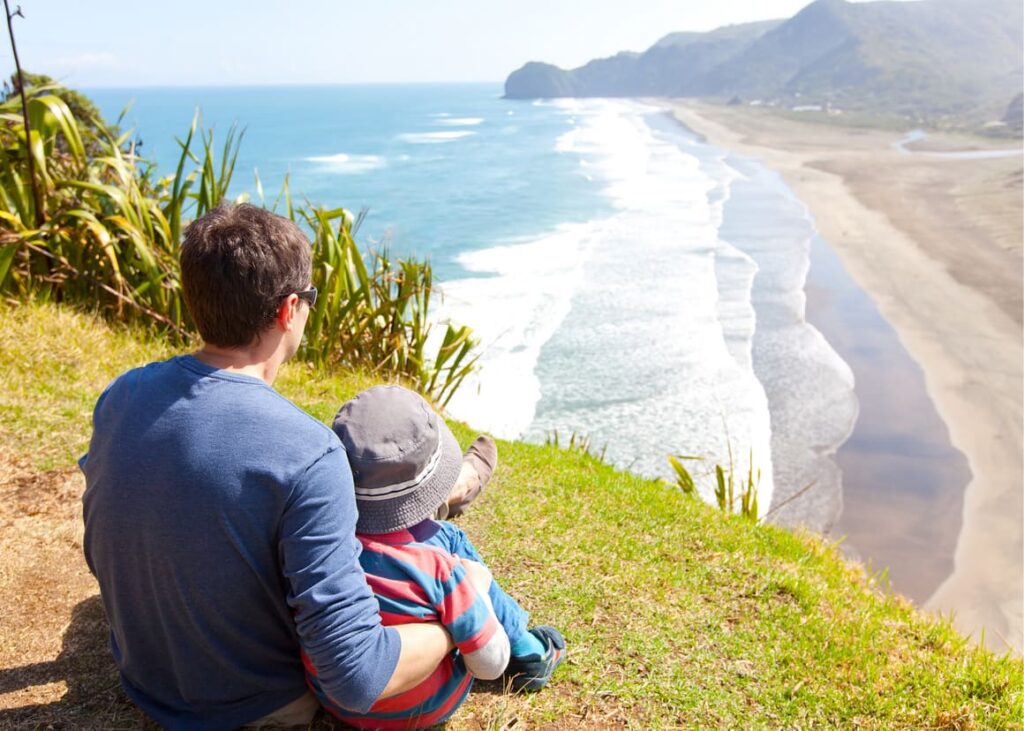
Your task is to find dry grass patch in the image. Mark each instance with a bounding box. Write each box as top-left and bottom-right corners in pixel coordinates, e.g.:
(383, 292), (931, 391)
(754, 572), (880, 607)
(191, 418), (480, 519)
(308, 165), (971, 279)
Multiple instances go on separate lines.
(0, 451), (147, 729)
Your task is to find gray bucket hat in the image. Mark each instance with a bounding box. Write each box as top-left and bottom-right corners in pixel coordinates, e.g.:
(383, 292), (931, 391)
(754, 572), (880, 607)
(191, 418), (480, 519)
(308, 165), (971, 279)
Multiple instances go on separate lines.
(332, 385), (462, 534)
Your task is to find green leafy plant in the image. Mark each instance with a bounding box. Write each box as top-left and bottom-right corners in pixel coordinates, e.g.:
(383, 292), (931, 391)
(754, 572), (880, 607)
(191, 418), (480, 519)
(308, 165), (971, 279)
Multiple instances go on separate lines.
(0, 78), (478, 405)
(667, 446), (760, 521)
(545, 430), (608, 461)
(667, 453), (701, 495)
(296, 204), (477, 407)
(714, 447), (760, 520)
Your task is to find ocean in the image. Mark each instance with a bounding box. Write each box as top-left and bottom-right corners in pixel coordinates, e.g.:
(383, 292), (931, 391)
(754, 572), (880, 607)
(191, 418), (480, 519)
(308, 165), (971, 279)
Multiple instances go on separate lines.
(89, 83), (967, 602)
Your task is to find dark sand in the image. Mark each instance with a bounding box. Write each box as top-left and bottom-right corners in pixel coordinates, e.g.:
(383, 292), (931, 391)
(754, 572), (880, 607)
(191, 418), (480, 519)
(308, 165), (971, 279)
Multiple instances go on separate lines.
(805, 231), (971, 602)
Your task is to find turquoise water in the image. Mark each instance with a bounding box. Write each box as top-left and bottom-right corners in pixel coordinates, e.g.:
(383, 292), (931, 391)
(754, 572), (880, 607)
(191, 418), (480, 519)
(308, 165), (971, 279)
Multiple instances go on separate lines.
(89, 84), (609, 280)
(90, 85), (787, 504)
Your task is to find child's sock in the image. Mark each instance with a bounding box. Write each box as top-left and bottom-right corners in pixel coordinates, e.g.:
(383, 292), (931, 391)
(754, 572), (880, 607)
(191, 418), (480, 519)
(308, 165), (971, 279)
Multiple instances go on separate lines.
(509, 629), (547, 658)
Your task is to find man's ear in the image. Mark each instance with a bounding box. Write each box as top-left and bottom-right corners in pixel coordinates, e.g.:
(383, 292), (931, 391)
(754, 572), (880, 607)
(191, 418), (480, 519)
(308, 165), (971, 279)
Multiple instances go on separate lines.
(276, 294), (299, 330)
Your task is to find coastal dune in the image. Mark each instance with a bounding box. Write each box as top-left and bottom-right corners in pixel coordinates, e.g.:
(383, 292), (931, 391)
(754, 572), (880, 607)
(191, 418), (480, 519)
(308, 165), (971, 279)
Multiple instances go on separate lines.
(668, 101), (1023, 655)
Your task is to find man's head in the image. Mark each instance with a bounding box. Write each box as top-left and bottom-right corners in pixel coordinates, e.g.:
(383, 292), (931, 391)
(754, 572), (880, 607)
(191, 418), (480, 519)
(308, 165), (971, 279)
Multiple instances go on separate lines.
(180, 203), (313, 349)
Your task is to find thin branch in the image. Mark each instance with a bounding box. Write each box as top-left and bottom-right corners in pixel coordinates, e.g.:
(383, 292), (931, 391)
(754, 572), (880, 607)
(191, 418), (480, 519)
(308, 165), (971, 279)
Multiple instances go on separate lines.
(763, 480), (818, 520)
(2, 0), (44, 227)
(21, 240), (192, 339)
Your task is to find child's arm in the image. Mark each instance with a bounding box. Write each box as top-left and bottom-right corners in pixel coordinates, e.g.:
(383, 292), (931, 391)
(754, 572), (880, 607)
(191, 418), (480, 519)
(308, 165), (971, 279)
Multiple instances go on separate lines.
(458, 560), (510, 680)
(437, 557), (510, 680)
(435, 522), (532, 646)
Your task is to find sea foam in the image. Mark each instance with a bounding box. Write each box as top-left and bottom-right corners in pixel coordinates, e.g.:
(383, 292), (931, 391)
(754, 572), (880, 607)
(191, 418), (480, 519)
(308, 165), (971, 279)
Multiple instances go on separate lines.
(430, 221), (597, 440)
(439, 98), (777, 516)
(535, 99), (775, 514)
(305, 153), (385, 174)
(398, 131), (476, 144)
(435, 117), (485, 127)
(709, 150), (858, 530)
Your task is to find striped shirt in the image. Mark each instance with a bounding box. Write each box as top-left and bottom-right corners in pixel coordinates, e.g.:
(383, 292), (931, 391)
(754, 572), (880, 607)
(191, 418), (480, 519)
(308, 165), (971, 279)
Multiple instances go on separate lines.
(306, 520), (503, 730)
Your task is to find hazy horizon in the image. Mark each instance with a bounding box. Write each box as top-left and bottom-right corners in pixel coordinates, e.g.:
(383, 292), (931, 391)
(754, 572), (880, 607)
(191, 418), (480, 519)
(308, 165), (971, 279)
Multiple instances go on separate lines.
(16, 0), (920, 88)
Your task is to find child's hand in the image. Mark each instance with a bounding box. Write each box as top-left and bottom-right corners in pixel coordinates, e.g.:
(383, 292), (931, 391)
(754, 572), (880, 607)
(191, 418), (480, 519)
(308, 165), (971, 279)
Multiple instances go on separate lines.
(459, 558), (493, 595)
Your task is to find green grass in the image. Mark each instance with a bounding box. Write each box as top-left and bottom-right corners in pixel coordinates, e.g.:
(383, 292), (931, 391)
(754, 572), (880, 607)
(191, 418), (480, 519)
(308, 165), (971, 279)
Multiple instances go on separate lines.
(3, 301), (1022, 729)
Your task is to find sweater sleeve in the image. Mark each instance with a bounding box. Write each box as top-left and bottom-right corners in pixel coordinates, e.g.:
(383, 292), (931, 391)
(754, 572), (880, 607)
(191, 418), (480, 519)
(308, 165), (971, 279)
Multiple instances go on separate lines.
(460, 579), (511, 680)
(279, 446), (401, 713)
(435, 558), (510, 679)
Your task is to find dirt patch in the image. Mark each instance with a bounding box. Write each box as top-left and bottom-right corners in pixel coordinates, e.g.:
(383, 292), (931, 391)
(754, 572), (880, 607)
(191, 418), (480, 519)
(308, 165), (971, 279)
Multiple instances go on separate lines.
(0, 454), (83, 520)
(0, 594), (148, 730)
(0, 452), (145, 728)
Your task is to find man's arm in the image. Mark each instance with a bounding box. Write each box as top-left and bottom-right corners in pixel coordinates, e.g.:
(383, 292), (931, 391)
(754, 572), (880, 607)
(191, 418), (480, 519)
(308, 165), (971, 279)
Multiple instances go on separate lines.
(280, 446), (452, 711)
(379, 623), (457, 698)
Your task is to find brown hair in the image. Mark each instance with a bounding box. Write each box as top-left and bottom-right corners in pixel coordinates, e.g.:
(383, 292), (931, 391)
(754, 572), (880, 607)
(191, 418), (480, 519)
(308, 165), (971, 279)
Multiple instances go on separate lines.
(180, 203), (312, 348)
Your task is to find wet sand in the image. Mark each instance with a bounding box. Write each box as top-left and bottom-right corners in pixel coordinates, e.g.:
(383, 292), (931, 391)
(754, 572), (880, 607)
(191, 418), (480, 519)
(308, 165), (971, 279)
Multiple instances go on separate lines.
(668, 101), (1023, 655)
(804, 228), (971, 603)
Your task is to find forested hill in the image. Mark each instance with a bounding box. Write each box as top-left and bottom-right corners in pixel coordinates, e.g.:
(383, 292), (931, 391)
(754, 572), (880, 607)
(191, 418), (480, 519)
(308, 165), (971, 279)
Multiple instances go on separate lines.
(504, 0), (1023, 127)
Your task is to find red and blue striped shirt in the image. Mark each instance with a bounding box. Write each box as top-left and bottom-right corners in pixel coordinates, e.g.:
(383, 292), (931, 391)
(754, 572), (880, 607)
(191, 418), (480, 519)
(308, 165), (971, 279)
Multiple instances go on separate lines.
(306, 520), (502, 730)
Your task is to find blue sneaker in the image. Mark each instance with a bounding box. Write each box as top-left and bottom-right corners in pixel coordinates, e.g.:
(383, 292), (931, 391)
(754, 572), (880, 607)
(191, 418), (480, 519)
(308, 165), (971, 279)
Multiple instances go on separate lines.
(504, 625), (566, 692)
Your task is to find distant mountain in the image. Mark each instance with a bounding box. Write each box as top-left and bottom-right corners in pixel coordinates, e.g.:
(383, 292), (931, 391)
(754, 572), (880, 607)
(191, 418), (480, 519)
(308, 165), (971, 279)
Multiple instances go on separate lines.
(504, 0), (1023, 124)
(505, 20), (779, 99)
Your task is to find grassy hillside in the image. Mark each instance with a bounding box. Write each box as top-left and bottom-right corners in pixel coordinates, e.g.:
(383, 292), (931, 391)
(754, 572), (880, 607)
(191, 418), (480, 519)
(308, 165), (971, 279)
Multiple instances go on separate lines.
(1, 301), (1021, 729)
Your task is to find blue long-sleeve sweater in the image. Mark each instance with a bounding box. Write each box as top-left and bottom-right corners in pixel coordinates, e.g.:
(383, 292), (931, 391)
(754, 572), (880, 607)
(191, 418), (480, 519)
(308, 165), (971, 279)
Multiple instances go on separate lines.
(80, 355), (400, 730)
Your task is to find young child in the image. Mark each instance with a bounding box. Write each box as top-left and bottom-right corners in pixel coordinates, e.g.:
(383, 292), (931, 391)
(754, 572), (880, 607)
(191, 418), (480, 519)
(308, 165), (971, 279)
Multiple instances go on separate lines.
(305, 385), (565, 730)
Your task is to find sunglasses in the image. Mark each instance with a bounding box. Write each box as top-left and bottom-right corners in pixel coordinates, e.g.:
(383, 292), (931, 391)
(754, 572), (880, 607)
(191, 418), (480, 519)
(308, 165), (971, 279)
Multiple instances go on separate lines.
(295, 286), (318, 307)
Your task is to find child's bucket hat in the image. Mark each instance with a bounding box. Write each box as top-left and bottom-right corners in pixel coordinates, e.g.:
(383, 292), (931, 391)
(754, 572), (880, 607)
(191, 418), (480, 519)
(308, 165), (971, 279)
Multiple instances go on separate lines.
(332, 385), (462, 533)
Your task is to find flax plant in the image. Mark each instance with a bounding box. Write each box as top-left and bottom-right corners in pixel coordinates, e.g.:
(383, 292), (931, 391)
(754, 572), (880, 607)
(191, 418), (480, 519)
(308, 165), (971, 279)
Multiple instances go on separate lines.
(296, 204), (477, 407)
(545, 430), (608, 461)
(0, 79), (478, 405)
(668, 447), (760, 521)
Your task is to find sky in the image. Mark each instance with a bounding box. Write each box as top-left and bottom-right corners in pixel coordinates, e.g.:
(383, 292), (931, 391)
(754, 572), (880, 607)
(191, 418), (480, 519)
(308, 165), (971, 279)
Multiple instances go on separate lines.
(12, 0), (911, 87)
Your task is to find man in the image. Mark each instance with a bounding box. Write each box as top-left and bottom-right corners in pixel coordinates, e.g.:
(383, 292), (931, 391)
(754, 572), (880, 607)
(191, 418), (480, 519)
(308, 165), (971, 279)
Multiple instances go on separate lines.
(80, 203), (457, 729)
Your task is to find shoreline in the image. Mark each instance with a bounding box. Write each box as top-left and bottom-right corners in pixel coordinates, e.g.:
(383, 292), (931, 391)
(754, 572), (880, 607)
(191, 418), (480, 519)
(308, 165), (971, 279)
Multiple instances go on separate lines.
(697, 135), (858, 534)
(443, 99), (780, 502)
(665, 100), (1023, 655)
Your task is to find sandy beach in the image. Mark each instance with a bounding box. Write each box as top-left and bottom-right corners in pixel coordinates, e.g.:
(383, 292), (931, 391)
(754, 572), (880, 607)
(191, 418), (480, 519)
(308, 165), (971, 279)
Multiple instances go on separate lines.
(667, 101), (1023, 656)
